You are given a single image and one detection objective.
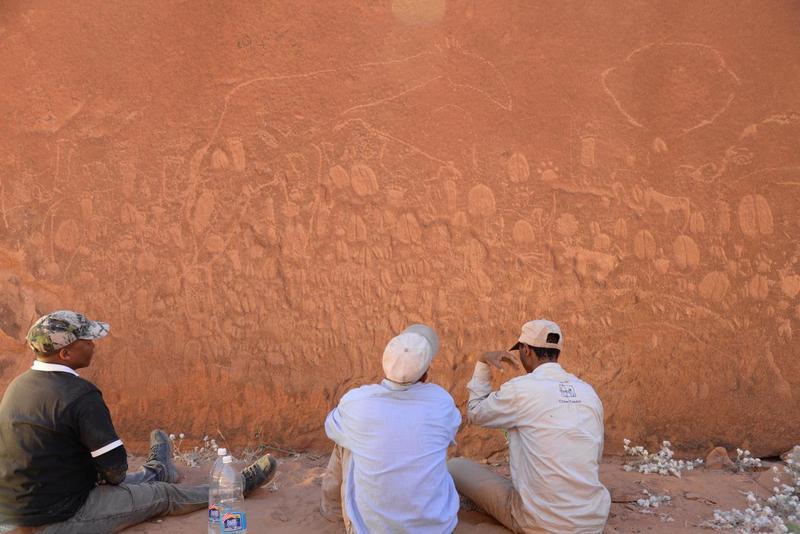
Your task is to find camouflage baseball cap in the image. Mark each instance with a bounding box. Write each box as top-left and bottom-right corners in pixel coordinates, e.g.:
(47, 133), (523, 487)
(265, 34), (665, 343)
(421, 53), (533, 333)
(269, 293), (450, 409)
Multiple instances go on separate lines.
(26, 310), (110, 354)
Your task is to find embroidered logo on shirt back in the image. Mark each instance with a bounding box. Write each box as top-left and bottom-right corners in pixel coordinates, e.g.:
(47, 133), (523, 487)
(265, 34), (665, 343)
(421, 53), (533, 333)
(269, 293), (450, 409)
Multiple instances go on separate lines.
(559, 383), (577, 398)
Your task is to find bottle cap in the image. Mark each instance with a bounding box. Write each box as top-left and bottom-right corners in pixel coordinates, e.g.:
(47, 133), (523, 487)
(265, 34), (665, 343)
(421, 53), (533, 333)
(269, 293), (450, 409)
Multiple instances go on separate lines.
(217, 447), (227, 456)
(223, 455), (233, 464)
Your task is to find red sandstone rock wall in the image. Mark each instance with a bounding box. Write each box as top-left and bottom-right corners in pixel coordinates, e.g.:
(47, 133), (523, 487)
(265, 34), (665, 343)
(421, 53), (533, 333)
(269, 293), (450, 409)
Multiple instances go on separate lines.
(1, 1), (799, 456)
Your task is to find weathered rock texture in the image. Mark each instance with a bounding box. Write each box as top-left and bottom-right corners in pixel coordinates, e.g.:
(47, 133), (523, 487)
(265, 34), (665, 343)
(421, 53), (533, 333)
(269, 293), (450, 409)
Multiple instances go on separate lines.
(1, 1), (799, 456)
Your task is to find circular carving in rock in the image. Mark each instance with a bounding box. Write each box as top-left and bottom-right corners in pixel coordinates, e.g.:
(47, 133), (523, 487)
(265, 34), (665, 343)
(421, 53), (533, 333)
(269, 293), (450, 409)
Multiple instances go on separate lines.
(633, 229), (656, 260)
(672, 235), (700, 271)
(350, 164), (379, 197)
(193, 191), (215, 233)
(601, 43), (740, 133)
(689, 212), (706, 234)
(781, 275), (800, 299)
(54, 219), (81, 252)
(512, 220), (535, 244)
(79, 197), (93, 222)
(748, 274), (770, 300)
(614, 218), (628, 239)
(211, 148), (230, 169)
(136, 251), (157, 272)
(329, 165), (349, 189)
(507, 152), (530, 183)
(555, 213), (579, 237)
(738, 194), (773, 237)
(699, 271), (730, 301)
(466, 238), (488, 266)
(395, 213), (421, 244)
(653, 258), (670, 274)
(467, 184), (496, 218)
(205, 234), (225, 254)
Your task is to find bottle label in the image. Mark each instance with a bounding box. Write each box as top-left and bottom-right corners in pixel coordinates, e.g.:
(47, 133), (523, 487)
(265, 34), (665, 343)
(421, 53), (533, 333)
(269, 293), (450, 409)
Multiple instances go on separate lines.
(221, 511), (247, 532)
(208, 503), (222, 523)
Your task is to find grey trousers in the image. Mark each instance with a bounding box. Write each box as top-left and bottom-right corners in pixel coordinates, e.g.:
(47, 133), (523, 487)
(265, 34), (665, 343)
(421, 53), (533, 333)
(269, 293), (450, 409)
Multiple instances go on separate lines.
(37, 463), (208, 533)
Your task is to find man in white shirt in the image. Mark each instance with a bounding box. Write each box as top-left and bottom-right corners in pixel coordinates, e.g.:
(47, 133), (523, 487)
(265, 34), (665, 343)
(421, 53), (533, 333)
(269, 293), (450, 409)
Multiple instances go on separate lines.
(448, 319), (610, 533)
(321, 324), (461, 534)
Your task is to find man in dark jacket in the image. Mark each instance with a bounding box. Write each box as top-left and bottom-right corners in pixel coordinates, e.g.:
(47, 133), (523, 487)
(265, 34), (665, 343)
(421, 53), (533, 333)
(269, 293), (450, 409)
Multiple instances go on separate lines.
(0, 310), (277, 533)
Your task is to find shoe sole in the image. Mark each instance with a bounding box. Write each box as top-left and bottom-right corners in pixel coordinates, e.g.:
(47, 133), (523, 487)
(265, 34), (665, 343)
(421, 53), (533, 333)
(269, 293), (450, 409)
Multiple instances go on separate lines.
(262, 456), (278, 486)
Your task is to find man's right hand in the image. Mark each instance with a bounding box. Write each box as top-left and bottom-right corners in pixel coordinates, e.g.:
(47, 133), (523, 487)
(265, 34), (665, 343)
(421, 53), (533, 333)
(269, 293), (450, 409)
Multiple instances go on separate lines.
(479, 351), (521, 371)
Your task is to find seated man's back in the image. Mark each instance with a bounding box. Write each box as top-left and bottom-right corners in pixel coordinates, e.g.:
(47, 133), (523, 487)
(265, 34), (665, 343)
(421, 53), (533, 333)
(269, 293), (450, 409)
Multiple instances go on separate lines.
(324, 324), (461, 534)
(327, 381), (460, 532)
(457, 319), (610, 534)
(0, 368), (106, 524)
(501, 365), (608, 531)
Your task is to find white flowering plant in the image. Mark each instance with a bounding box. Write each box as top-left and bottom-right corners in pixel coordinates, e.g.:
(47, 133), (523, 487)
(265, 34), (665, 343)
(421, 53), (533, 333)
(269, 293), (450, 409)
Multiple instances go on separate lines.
(634, 490), (675, 523)
(701, 446), (800, 532)
(734, 448), (764, 473)
(165, 432), (223, 467)
(622, 439), (703, 477)
(637, 489), (672, 509)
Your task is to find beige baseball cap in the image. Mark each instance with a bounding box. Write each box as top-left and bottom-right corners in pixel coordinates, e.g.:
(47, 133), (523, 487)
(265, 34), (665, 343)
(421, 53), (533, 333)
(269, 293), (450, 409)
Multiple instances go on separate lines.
(509, 319), (563, 351)
(382, 324), (439, 384)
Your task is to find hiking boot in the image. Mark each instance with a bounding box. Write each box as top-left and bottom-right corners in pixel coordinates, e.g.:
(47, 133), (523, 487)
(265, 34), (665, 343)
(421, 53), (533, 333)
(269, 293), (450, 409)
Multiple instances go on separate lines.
(145, 429), (179, 483)
(241, 454), (278, 496)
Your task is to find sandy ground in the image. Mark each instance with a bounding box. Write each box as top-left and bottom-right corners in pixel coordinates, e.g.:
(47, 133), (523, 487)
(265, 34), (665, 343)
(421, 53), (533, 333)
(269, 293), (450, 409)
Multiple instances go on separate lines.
(123, 452), (779, 533)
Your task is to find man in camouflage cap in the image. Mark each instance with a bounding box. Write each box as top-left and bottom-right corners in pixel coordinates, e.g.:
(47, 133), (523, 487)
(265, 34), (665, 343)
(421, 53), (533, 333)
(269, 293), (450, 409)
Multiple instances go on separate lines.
(26, 310), (110, 356)
(0, 310), (278, 532)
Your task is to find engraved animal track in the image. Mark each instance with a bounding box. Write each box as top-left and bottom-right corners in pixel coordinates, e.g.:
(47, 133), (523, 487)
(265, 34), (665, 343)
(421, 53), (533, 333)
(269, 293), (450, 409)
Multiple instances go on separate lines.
(633, 230), (657, 260)
(672, 235), (700, 272)
(512, 220), (535, 244)
(537, 161), (559, 181)
(507, 152), (530, 183)
(699, 271), (730, 302)
(467, 184), (496, 218)
(350, 163), (379, 197)
(737, 194), (773, 237)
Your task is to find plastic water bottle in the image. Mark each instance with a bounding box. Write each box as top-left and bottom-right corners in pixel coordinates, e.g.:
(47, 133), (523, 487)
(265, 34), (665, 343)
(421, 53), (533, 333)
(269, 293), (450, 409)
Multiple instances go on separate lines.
(211, 448), (228, 480)
(215, 456), (247, 533)
(208, 448), (228, 533)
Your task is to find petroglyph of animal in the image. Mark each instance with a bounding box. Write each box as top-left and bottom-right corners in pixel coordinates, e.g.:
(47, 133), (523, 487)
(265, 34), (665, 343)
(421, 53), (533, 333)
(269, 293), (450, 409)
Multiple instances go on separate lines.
(632, 186), (692, 229)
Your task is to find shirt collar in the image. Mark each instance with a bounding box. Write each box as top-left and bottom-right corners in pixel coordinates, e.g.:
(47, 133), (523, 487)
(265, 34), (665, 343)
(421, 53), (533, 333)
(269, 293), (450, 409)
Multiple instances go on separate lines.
(381, 378), (417, 391)
(31, 360), (79, 377)
(530, 361), (564, 377)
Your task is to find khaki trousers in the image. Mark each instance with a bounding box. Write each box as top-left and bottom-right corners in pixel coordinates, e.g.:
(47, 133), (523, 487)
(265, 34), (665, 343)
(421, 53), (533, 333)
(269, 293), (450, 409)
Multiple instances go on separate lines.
(320, 445), (355, 534)
(447, 457), (541, 534)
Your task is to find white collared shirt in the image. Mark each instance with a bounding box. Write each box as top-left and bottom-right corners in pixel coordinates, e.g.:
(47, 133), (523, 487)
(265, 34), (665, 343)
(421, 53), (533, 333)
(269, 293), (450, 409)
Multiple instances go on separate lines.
(325, 379), (461, 534)
(468, 362), (610, 533)
(31, 360), (79, 376)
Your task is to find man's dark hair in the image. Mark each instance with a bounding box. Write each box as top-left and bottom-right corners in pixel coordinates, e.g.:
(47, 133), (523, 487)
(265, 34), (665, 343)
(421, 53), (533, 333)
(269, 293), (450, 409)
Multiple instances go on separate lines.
(531, 345), (560, 360)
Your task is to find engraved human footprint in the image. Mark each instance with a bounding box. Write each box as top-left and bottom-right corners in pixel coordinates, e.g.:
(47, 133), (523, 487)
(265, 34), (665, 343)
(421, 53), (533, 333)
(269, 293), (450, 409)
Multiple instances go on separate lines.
(537, 161), (559, 181)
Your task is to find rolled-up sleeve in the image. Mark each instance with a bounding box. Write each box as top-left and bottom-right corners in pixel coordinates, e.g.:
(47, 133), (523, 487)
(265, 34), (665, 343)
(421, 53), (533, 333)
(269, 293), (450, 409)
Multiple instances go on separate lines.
(325, 399), (355, 450)
(467, 362), (519, 429)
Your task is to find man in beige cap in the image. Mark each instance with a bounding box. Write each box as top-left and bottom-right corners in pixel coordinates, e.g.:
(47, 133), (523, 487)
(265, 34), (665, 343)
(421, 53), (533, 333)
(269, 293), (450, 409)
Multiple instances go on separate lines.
(448, 319), (610, 533)
(321, 324), (461, 534)
(0, 310), (277, 532)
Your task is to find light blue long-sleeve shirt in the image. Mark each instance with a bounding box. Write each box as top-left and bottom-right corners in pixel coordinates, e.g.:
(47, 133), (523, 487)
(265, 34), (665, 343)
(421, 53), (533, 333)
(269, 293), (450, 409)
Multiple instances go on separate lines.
(325, 379), (461, 534)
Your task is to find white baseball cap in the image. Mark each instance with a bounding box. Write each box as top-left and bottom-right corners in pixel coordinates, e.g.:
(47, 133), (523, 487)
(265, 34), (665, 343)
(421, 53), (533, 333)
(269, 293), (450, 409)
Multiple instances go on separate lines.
(382, 324), (439, 384)
(509, 319), (563, 351)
